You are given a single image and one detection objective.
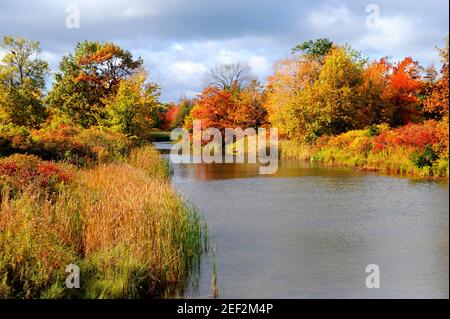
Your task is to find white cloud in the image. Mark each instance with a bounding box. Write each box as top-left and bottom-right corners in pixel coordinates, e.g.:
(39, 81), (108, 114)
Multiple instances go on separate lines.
(357, 14), (442, 64)
(169, 61), (207, 84)
(308, 3), (354, 28)
(306, 3), (443, 65)
(65, 0), (160, 20)
(359, 16), (416, 50)
(248, 55), (272, 80)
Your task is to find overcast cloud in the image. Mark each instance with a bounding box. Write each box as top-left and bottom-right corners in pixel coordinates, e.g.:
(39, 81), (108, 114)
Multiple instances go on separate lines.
(0, 0), (448, 101)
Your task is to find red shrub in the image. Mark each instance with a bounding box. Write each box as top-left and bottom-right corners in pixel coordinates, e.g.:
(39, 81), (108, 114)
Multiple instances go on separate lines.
(372, 121), (443, 153)
(0, 154), (73, 198)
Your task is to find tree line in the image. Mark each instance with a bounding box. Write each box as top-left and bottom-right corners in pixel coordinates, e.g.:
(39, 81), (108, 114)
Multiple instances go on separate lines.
(1, 36), (449, 146)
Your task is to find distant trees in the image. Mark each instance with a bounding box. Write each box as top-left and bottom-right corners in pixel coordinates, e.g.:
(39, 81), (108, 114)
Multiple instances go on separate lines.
(0, 36), (49, 127)
(204, 62), (254, 90)
(158, 98), (194, 131)
(186, 81), (267, 132)
(1, 35), (448, 148)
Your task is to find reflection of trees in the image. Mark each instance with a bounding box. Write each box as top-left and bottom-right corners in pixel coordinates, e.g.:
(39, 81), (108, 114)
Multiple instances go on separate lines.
(174, 158), (361, 182)
(192, 163), (258, 181)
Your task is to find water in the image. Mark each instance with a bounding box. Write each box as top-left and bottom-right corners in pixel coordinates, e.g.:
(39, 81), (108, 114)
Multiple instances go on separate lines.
(155, 142), (449, 298)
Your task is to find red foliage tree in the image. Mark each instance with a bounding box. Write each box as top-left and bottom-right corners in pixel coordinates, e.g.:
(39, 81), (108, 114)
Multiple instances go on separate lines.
(383, 57), (424, 126)
(189, 86), (238, 131)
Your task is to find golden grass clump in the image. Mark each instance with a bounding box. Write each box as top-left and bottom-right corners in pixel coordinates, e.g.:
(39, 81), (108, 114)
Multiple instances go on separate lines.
(0, 146), (206, 298)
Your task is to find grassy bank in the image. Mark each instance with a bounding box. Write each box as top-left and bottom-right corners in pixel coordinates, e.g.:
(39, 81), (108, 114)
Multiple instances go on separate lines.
(0, 132), (207, 298)
(281, 121), (449, 178)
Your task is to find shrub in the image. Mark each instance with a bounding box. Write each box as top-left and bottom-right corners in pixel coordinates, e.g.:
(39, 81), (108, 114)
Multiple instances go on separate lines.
(281, 120), (449, 177)
(1, 124), (135, 166)
(411, 145), (439, 168)
(372, 121), (443, 153)
(0, 124), (33, 156)
(0, 154), (73, 199)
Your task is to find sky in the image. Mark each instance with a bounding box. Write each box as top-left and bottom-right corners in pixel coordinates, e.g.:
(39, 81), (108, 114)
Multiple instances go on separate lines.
(0, 0), (448, 102)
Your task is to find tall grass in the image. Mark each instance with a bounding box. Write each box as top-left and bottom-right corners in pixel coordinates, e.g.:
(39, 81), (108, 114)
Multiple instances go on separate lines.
(0, 146), (207, 298)
(280, 140), (312, 160)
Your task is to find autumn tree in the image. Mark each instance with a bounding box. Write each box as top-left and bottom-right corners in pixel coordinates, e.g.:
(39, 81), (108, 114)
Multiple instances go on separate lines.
(46, 41), (143, 127)
(309, 47), (366, 136)
(160, 103), (180, 130)
(187, 86), (237, 131)
(266, 46), (365, 141)
(0, 36), (49, 127)
(265, 55), (321, 136)
(358, 58), (395, 127)
(175, 97), (195, 127)
(383, 57), (424, 126)
(234, 80), (268, 129)
(424, 38), (449, 120)
(103, 69), (160, 139)
(162, 97), (195, 130)
(186, 79), (268, 135)
(204, 62), (254, 90)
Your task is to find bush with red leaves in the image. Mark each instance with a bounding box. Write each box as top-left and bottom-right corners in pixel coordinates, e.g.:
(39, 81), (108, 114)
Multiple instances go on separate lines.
(372, 121), (446, 154)
(0, 154), (73, 198)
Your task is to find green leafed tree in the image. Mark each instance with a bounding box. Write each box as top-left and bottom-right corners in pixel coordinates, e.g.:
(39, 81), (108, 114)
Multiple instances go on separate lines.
(46, 41), (143, 127)
(292, 38), (334, 62)
(0, 36), (49, 127)
(103, 69), (161, 140)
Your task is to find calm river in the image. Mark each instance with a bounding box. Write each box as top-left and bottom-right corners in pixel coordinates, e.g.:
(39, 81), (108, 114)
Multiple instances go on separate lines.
(155, 142), (449, 298)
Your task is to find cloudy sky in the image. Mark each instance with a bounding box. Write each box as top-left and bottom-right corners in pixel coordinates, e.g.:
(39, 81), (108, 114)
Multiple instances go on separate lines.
(0, 0), (448, 101)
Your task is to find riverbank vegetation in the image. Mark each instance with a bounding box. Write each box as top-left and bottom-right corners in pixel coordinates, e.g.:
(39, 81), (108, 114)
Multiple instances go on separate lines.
(281, 121), (448, 177)
(0, 36), (206, 298)
(182, 38), (449, 177)
(0, 147), (206, 298)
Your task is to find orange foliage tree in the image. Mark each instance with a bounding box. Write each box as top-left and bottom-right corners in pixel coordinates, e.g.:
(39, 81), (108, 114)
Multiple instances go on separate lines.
(358, 58), (394, 127)
(187, 86), (237, 131)
(424, 39), (449, 120)
(383, 57), (424, 126)
(186, 84), (267, 132)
